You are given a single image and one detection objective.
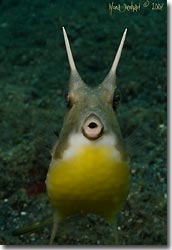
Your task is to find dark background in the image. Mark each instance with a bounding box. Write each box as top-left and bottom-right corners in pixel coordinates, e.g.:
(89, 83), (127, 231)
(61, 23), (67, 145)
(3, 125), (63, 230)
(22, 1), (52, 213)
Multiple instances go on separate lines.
(0, 0), (167, 245)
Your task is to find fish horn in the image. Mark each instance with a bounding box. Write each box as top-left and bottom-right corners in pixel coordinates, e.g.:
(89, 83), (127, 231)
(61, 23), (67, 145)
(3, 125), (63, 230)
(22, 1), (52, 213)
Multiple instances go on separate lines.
(62, 27), (85, 90)
(101, 29), (127, 90)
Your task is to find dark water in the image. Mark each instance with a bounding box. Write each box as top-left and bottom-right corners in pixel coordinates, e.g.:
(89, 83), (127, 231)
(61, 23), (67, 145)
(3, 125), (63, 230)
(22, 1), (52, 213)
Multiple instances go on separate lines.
(0, 0), (167, 245)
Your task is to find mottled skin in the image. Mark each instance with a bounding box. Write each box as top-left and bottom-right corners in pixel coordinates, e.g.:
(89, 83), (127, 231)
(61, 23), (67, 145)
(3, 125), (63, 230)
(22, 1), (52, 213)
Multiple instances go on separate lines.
(53, 82), (129, 162)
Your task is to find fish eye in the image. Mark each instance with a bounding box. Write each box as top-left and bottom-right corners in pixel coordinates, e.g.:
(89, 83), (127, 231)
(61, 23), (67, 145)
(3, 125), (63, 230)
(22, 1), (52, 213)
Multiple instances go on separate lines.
(64, 90), (72, 109)
(112, 88), (121, 110)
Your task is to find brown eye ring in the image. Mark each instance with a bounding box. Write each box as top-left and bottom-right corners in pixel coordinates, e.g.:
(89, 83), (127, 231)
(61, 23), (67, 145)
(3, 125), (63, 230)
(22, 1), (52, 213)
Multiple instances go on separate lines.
(64, 90), (72, 109)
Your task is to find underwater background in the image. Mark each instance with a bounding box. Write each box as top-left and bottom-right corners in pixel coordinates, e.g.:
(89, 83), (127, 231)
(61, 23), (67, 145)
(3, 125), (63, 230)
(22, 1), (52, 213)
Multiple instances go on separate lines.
(0, 0), (167, 245)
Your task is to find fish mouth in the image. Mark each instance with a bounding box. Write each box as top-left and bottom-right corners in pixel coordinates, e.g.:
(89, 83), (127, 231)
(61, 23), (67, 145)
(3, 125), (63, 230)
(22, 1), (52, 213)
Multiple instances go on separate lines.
(82, 114), (104, 140)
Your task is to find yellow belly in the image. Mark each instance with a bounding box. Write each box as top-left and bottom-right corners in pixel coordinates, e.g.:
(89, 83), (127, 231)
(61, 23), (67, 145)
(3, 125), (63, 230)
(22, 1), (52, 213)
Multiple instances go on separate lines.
(46, 145), (130, 221)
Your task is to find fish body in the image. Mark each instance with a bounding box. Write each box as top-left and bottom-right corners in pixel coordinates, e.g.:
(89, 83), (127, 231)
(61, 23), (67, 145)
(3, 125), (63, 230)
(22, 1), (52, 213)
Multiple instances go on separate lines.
(46, 27), (130, 244)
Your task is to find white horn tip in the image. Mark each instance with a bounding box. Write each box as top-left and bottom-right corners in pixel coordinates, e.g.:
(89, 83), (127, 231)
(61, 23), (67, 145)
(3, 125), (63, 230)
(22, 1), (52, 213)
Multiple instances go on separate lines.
(62, 26), (66, 36)
(62, 26), (77, 72)
(123, 28), (128, 40)
(109, 28), (128, 74)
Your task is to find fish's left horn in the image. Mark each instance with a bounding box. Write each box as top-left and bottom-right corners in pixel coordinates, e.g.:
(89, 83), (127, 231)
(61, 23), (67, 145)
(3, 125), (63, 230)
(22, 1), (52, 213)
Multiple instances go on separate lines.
(101, 29), (127, 90)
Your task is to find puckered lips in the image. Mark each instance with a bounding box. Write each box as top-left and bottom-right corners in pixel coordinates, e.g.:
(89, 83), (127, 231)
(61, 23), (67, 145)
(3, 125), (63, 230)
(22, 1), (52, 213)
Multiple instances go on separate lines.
(82, 114), (103, 140)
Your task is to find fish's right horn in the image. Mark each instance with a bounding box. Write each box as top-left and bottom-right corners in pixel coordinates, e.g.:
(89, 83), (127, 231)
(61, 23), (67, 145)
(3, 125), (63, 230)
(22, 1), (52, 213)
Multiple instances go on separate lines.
(62, 27), (86, 90)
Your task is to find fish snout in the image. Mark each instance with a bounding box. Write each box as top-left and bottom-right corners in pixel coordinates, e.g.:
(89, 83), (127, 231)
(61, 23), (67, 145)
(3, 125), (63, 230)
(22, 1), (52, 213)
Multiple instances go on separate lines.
(82, 114), (103, 140)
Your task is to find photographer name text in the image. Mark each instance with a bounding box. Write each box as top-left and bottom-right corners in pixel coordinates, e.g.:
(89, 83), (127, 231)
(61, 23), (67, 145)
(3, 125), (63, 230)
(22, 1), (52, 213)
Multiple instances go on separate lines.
(109, 1), (164, 15)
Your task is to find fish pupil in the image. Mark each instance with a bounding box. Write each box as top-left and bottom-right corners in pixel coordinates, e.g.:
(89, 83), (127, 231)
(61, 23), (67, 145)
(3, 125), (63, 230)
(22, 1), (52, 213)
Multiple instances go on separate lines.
(113, 88), (121, 110)
(64, 90), (73, 109)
